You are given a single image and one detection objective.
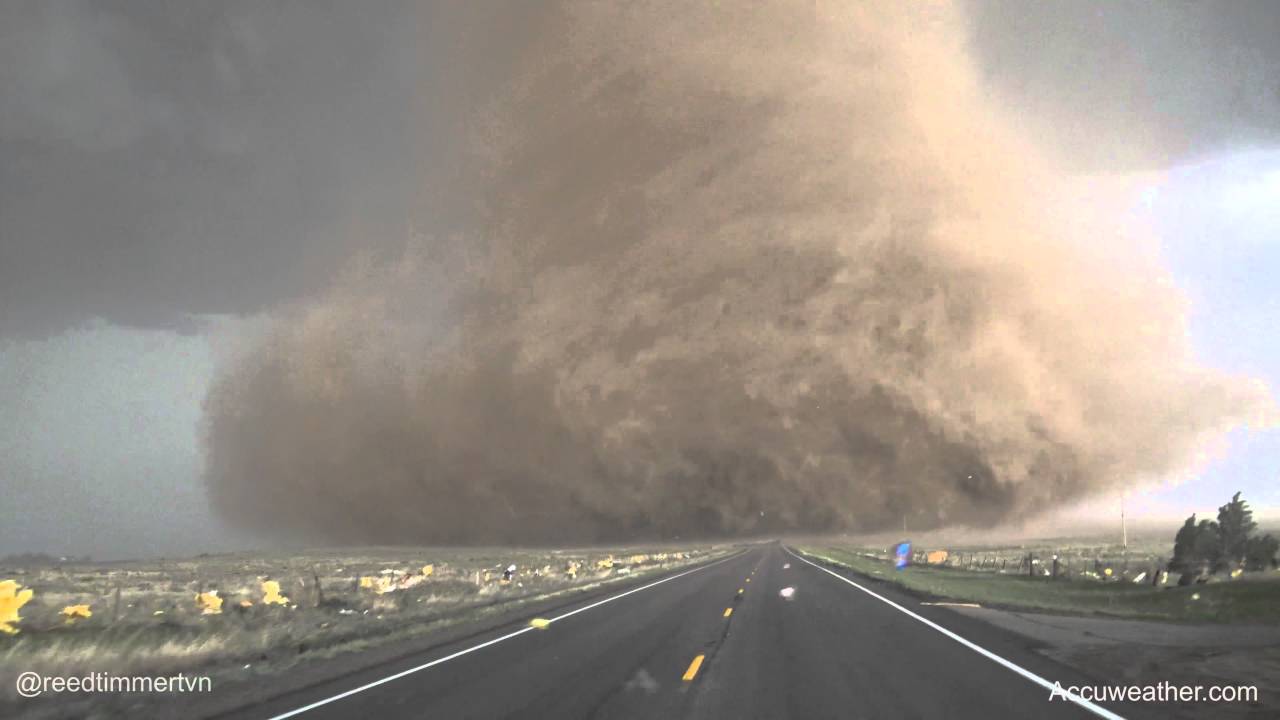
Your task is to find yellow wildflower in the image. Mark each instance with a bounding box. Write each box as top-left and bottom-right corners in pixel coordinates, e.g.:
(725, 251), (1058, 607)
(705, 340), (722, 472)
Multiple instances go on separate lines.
(261, 580), (290, 606)
(0, 581), (34, 634)
(62, 604), (93, 623)
(196, 590), (223, 615)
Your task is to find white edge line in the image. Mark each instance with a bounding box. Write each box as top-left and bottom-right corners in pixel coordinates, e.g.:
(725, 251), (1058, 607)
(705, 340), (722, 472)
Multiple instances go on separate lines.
(264, 551), (742, 720)
(785, 548), (1126, 720)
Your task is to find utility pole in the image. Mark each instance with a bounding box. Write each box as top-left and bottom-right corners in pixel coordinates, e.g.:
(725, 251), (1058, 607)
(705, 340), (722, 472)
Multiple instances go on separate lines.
(1121, 493), (1128, 550)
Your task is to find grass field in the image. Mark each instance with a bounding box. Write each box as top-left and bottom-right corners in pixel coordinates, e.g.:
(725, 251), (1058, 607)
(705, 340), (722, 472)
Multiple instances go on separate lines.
(797, 545), (1280, 624)
(0, 544), (733, 700)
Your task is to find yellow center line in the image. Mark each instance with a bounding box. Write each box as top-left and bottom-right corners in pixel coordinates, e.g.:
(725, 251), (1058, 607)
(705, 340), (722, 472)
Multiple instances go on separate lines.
(682, 654), (706, 682)
(723, 607), (733, 618)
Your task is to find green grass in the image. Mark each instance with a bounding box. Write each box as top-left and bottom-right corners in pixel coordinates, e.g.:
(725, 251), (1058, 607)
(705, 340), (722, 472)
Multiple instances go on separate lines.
(797, 546), (1280, 624)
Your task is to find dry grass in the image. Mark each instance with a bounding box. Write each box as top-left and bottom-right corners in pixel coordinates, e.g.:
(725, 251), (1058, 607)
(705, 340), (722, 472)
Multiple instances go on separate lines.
(0, 544), (730, 700)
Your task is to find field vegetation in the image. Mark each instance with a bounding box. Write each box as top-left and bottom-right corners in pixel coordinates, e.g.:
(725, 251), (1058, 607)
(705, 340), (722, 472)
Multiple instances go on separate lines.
(797, 543), (1280, 624)
(0, 544), (731, 703)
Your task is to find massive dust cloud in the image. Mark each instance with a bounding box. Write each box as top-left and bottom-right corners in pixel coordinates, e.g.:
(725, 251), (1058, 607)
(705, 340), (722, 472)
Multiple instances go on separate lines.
(203, 2), (1272, 545)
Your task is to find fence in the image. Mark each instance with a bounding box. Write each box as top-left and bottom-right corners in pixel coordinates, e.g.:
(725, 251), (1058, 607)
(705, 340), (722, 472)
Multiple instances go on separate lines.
(900, 547), (1171, 585)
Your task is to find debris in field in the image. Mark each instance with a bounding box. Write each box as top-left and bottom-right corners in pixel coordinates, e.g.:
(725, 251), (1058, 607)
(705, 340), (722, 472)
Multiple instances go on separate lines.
(503, 564), (516, 582)
(596, 556), (614, 570)
(779, 587), (796, 600)
(1230, 568), (1243, 579)
(894, 542), (912, 570)
(1191, 593), (1200, 601)
(196, 590), (223, 615)
(782, 563), (790, 569)
(0, 580), (34, 634)
(239, 600), (254, 608)
(262, 580), (290, 605)
(396, 574), (427, 591)
(357, 574), (402, 594)
(1132, 572), (1147, 584)
(421, 564), (434, 577)
(338, 609), (355, 615)
(926, 550), (949, 565)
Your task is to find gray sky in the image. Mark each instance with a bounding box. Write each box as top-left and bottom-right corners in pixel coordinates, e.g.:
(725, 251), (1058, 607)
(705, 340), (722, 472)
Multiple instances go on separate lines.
(2, 1), (1279, 558)
(0, 0), (421, 339)
(964, 0), (1280, 170)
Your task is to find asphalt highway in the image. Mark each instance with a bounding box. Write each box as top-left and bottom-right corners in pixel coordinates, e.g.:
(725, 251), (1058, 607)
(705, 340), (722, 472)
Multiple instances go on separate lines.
(230, 542), (1144, 720)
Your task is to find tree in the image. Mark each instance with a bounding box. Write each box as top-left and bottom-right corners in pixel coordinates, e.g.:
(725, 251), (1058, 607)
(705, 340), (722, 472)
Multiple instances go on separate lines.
(1192, 519), (1223, 572)
(1217, 491), (1257, 566)
(1245, 534), (1279, 571)
(1169, 492), (1275, 578)
(1170, 514), (1221, 582)
(1169, 515), (1198, 573)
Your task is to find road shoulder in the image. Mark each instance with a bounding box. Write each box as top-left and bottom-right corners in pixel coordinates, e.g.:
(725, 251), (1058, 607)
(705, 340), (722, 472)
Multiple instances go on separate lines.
(791, 546), (1276, 719)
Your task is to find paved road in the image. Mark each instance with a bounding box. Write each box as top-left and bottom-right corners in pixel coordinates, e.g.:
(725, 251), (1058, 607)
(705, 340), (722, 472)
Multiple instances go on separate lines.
(230, 543), (1142, 720)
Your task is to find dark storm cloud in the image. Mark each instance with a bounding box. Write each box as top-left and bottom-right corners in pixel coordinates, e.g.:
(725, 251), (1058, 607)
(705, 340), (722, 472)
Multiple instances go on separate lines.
(4, 1), (1280, 339)
(0, 0), (419, 338)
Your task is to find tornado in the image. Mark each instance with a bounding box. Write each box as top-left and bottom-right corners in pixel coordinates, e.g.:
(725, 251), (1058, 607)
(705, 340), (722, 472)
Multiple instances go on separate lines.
(202, 1), (1273, 545)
